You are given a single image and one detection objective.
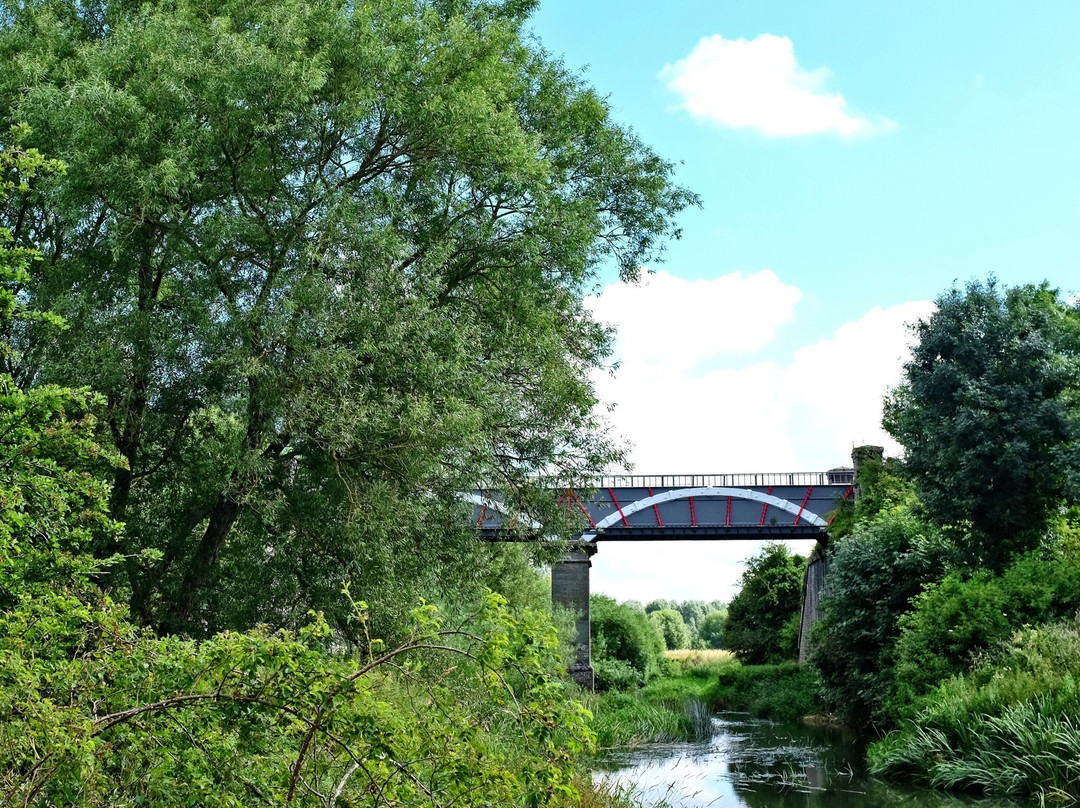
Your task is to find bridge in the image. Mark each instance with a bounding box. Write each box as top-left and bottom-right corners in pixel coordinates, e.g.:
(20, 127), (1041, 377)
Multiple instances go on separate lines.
(471, 470), (853, 542)
(468, 457), (870, 688)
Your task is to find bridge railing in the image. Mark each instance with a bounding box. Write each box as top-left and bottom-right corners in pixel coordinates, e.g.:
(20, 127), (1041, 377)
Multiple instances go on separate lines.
(590, 470), (854, 489)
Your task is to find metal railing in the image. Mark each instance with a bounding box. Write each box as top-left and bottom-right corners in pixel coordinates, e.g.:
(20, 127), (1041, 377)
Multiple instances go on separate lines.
(590, 470), (854, 489)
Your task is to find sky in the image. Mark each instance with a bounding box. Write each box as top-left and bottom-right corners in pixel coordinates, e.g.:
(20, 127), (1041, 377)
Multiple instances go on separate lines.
(525, 1), (1080, 603)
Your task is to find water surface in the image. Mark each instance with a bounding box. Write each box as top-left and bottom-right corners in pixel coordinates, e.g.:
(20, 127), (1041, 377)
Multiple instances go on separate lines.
(595, 712), (1019, 808)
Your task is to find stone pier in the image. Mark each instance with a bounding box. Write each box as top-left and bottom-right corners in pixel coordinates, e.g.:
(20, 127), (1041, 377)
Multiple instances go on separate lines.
(551, 543), (596, 689)
(797, 444), (884, 662)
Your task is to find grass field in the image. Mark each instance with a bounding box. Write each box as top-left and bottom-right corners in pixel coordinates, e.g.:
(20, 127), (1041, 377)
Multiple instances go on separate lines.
(664, 649), (735, 670)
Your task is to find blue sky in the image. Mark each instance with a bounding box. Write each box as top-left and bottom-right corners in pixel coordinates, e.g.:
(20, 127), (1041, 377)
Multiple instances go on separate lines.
(525, 1), (1080, 602)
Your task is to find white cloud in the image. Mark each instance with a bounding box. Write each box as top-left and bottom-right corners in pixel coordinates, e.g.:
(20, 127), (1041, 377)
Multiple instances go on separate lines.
(660, 34), (894, 138)
(584, 273), (933, 602)
(587, 269), (801, 371)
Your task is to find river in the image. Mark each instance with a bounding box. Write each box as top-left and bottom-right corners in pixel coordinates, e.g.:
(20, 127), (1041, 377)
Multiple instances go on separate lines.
(594, 712), (1020, 808)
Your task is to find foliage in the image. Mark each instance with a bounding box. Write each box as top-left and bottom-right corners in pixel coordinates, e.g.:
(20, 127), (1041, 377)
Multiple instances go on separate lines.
(590, 595), (666, 690)
(705, 663), (824, 724)
(890, 547), (1080, 712)
(883, 280), (1080, 572)
(811, 507), (949, 728)
(869, 616), (1080, 803)
(643, 598), (724, 648)
(4, 585), (596, 806)
(581, 691), (695, 748)
(825, 455), (915, 541)
(697, 611), (727, 649)
(0, 125), (65, 358)
(583, 665), (725, 748)
(1, 139), (599, 807)
(649, 608), (692, 650)
(0, 0), (696, 639)
(724, 544), (805, 664)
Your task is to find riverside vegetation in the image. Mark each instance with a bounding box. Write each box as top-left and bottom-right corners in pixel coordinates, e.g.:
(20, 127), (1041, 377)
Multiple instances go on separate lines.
(0, 0), (698, 800)
(4, 0), (1080, 803)
(813, 282), (1080, 804)
(587, 284), (1080, 804)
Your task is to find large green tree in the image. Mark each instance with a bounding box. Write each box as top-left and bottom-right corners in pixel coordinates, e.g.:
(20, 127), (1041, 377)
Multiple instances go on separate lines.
(883, 280), (1080, 571)
(649, 607), (691, 650)
(724, 543), (805, 664)
(1, 138), (595, 805)
(0, 0), (695, 637)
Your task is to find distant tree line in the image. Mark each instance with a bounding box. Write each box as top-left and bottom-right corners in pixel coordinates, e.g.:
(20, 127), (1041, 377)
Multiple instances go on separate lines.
(588, 595), (728, 690)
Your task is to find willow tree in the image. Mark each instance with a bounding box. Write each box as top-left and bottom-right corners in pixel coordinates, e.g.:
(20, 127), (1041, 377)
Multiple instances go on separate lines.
(0, 0), (696, 637)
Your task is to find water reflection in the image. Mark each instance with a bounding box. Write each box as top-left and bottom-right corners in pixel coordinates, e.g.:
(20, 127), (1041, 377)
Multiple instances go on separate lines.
(594, 713), (1018, 808)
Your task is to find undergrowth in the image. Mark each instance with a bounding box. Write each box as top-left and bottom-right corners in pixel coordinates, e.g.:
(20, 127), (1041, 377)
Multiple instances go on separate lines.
(705, 662), (824, 723)
(868, 616), (1080, 803)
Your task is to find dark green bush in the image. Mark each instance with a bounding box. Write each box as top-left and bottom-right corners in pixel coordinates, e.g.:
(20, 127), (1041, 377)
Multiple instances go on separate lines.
(890, 547), (1080, 713)
(590, 595), (665, 690)
(592, 656), (643, 692)
(705, 663), (823, 723)
(810, 508), (948, 728)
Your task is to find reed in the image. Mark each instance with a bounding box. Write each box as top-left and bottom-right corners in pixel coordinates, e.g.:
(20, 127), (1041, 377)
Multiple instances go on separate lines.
(869, 617), (1080, 803)
(870, 699), (1080, 803)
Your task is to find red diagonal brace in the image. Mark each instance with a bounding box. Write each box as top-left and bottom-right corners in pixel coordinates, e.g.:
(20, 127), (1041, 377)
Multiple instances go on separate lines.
(827, 485), (855, 526)
(760, 486), (773, 526)
(794, 485), (813, 526)
(689, 496), (697, 527)
(647, 487), (663, 526)
(568, 489), (596, 528)
(608, 488), (630, 527)
(477, 490), (488, 528)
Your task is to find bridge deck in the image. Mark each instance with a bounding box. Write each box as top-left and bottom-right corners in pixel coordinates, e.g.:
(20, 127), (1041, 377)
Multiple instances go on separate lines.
(474, 470), (854, 542)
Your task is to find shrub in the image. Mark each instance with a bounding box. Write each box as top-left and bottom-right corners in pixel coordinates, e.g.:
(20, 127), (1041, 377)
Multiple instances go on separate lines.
(891, 547), (1080, 714)
(810, 508), (948, 728)
(590, 595), (665, 690)
(706, 663), (823, 723)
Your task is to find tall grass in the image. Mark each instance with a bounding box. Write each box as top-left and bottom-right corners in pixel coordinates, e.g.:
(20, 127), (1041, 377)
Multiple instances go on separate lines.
(870, 700), (1080, 803)
(583, 691), (697, 748)
(869, 616), (1080, 803)
(663, 648), (735, 671)
(583, 654), (735, 749)
(576, 777), (677, 808)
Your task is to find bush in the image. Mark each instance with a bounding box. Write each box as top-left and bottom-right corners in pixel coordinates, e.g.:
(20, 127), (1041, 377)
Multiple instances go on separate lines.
(810, 508), (948, 728)
(705, 663), (823, 723)
(724, 543), (805, 664)
(869, 616), (1080, 802)
(590, 595), (665, 690)
(890, 547), (1080, 714)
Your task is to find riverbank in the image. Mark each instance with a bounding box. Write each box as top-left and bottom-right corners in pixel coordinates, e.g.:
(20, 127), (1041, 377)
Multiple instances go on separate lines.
(583, 651), (827, 749)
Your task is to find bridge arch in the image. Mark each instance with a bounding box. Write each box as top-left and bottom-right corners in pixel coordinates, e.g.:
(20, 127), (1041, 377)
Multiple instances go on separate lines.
(460, 492), (544, 532)
(581, 486), (827, 541)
